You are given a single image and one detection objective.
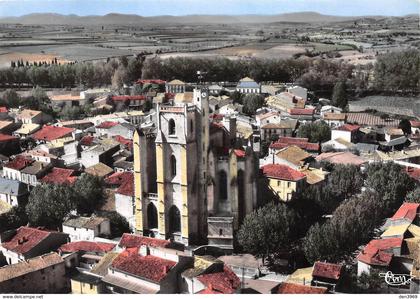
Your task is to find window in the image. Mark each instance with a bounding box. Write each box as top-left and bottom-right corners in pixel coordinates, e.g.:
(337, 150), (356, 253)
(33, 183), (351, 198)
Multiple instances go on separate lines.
(219, 229), (223, 236)
(219, 170), (228, 200)
(90, 284), (94, 290)
(168, 119), (176, 135)
(287, 182), (291, 188)
(277, 181), (280, 187)
(170, 155), (177, 176)
(190, 119), (194, 134)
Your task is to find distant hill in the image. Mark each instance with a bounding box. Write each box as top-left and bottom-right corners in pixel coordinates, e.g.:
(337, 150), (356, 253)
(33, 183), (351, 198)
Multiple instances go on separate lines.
(0, 12), (387, 25)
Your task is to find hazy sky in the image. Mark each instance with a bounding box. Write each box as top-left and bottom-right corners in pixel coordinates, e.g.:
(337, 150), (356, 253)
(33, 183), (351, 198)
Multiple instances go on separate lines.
(0, 0), (418, 17)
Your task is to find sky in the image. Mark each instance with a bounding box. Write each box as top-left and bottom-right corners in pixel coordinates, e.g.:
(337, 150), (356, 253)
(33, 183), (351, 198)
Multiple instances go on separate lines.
(0, 0), (418, 17)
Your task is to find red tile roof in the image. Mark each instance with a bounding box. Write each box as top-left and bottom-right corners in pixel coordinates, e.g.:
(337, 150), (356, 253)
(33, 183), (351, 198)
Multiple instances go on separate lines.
(136, 79), (166, 85)
(233, 149), (246, 158)
(312, 262), (342, 280)
(59, 241), (115, 253)
(316, 152), (366, 166)
(96, 121), (118, 129)
(0, 107), (7, 113)
(0, 134), (17, 143)
(276, 282), (328, 294)
(410, 120), (420, 128)
(118, 233), (170, 249)
(80, 135), (95, 146)
(112, 250), (176, 283)
(197, 265), (240, 294)
(391, 203), (419, 222)
(270, 137), (319, 152)
(31, 125), (74, 141)
(335, 124), (360, 132)
(261, 164), (306, 181)
(289, 108), (314, 116)
(116, 173), (134, 197)
(210, 114), (224, 121)
(41, 167), (78, 185)
(111, 95), (146, 102)
(114, 135), (133, 149)
(357, 238), (402, 266)
(1, 227), (50, 254)
(4, 155), (33, 170)
(105, 172), (133, 187)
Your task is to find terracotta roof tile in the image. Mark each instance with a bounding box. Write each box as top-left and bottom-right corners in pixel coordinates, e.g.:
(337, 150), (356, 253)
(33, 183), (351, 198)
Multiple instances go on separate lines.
(270, 137), (319, 152)
(391, 203), (419, 222)
(0, 134), (18, 143)
(80, 135), (95, 146)
(261, 164), (306, 181)
(1, 227), (51, 254)
(357, 238), (402, 266)
(59, 241), (115, 253)
(41, 167), (78, 185)
(111, 250), (176, 283)
(312, 262), (342, 280)
(0, 253), (63, 283)
(96, 121), (119, 129)
(105, 172), (133, 187)
(335, 124), (360, 132)
(276, 282), (328, 294)
(31, 125), (74, 141)
(276, 145), (312, 166)
(197, 265), (240, 294)
(116, 173), (134, 197)
(118, 233), (170, 249)
(289, 108), (314, 116)
(4, 155), (33, 170)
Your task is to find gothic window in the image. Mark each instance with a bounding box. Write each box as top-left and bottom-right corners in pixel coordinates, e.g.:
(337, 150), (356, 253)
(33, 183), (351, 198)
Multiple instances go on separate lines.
(219, 170), (228, 201)
(169, 205), (181, 233)
(170, 155), (177, 176)
(147, 203), (158, 229)
(169, 119), (176, 135)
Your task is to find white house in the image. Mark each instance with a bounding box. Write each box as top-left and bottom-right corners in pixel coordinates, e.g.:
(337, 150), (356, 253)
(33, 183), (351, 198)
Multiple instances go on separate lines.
(236, 77), (261, 94)
(331, 124), (360, 143)
(62, 216), (111, 242)
(287, 86), (308, 101)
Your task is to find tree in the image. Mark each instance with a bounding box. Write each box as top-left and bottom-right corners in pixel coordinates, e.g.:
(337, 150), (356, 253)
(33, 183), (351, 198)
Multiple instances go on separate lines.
(399, 119), (412, 135)
(112, 65), (128, 90)
(357, 269), (388, 293)
(26, 184), (78, 229)
(303, 190), (382, 263)
(405, 187), (420, 203)
(73, 174), (105, 214)
(59, 106), (83, 121)
(0, 206), (28, 233)
(3, 89), (21, 108)
(242, 94), (265, 116)
(237, 202), (297, 264)
(332, 81), (348, 109)
(365, 162), (415, 213)
(297, 121), (331, 143)
(98, 211), (131, 238)
(374, 49), (420, 93)
(327, 164), (364, 200)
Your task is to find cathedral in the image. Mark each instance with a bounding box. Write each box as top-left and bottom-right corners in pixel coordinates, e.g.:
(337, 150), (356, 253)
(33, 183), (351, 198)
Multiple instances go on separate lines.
(133, 88), (259, 250)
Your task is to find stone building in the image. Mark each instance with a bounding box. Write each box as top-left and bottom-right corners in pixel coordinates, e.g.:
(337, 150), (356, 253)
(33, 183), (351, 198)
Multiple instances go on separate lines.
(134, 88), (258, 250)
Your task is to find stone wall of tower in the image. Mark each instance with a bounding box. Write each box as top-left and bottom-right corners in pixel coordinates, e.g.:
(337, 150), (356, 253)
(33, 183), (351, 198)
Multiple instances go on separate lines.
(134, 130), (157, 234)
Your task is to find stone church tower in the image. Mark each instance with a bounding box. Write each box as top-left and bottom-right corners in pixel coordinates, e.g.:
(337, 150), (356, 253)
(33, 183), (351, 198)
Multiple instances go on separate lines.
(134, 88), (258, 249)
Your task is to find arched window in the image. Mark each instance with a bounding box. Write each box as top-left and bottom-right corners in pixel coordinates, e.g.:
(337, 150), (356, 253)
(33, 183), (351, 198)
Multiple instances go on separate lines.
(169, 119), (176, 135)
(219, 170), (228, 201)
(237, 170), (246, 224)
(170, 155), (177, 176)
(190, 119), (194, 134)
(147, 203), (158, 229)
(169, 205), (181, 233)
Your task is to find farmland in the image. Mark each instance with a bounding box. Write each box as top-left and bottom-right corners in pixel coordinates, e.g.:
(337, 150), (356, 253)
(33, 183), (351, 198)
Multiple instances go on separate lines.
(0, 13), (418, 68)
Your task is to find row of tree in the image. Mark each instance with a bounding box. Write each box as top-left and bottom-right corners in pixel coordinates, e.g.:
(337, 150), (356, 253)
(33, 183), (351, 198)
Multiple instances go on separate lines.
(238, 162), (416, 267)
(0, 56), (143, 89)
